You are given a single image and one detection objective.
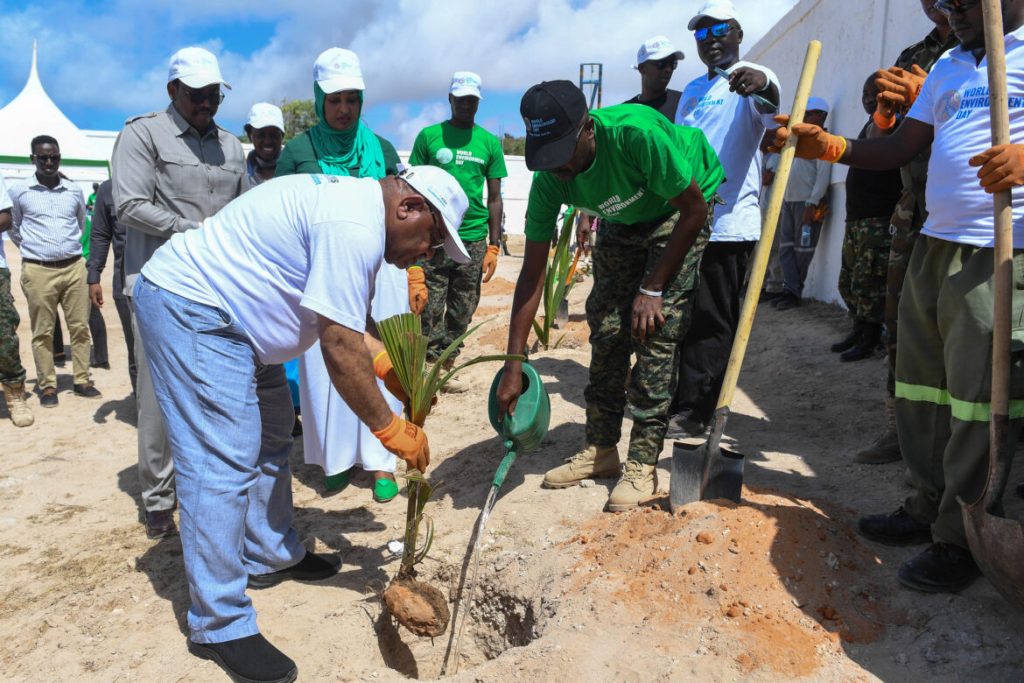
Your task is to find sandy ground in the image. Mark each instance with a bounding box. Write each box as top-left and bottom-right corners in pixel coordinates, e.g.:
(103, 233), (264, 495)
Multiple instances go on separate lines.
(2, 239), (1023, 682)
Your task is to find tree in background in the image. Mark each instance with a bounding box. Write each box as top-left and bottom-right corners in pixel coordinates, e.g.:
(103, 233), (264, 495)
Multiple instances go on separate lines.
(281, 99), (318, 141)
(501, 134), (525, 156)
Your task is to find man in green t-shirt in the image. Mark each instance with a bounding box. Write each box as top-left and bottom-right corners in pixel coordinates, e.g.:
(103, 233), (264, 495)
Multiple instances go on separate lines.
(495, 80), (725, 511)
(409, 71), (508, 371)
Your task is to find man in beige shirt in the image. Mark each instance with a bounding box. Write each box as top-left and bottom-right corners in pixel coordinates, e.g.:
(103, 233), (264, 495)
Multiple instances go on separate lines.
(112, 46), (245, 539)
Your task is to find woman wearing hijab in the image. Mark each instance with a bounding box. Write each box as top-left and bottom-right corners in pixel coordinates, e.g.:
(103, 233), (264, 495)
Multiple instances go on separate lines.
(276, 47), (404, 503)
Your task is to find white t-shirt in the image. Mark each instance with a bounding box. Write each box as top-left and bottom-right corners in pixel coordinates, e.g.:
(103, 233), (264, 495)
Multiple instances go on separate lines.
(0, 176), (11, 269)
(142, 174), (385, 364)
(907, 26), (1024, 247)
(676, 61), (780, 242)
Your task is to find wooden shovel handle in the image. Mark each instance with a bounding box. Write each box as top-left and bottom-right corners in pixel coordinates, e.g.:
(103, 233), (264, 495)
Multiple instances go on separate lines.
(716, 41), (822, 410)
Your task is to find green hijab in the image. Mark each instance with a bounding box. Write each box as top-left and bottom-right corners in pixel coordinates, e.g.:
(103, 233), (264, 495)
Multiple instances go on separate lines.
(309, 83), (386, 179)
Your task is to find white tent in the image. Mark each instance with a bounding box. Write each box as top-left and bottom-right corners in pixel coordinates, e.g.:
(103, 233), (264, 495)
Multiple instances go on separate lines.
(0, 42), (112, 193)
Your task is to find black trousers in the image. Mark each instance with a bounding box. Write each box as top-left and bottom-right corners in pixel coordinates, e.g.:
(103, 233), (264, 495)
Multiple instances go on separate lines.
(114, 296), (137, 393)
(672, 240), (756, 423)
(54, 300), (135, 391)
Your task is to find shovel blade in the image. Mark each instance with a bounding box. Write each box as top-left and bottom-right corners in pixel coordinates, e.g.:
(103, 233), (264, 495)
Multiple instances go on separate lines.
(961, 499), (1024, 609)
(669, 442), (745, 512)
(703, 448), (745, 503)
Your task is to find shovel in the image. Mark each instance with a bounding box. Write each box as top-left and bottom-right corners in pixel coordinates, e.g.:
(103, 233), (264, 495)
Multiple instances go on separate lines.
(555, 247), (583, 327)
(958, 0), (1024, 610)
(670, 40), (822, 511)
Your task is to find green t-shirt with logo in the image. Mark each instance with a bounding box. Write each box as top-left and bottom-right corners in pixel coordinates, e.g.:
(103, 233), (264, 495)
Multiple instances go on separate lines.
(409, 122), (508, 242)
(524, 104), (725, 242)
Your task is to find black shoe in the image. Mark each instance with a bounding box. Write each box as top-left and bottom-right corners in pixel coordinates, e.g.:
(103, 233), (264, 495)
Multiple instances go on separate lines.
(830, 321), (864, 353)
(898, 543), (980, 593)
(73, 382), (102, 398)
(188, 634), (297, 683)
(666, 411), (707, 439)
(247, 552), (341, 589)
(90, 361), (111, 370)
(857, 506), (932, 546)
(840, 322), (882, 362)
(773, 292), (801, 311)
(760, 291), (783, 305)
(145, 509), (177, 539)
(40, 388), (58, 408)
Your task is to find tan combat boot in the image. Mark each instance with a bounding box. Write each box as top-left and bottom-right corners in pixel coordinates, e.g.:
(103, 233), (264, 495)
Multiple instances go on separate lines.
(542, 445), (620, 488)
(2, 382), (34, 428)
(854, 395), (900, 464)
(607, 459), (658, 511)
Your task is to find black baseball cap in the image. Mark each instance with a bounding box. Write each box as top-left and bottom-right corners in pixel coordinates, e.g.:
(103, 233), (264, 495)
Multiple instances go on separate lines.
(520, 80), (589, 171)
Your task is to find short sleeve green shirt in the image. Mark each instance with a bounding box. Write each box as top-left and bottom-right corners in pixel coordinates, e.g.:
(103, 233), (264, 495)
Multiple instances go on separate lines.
(408, 122), (508, 242)
(524, 104), (725, 242)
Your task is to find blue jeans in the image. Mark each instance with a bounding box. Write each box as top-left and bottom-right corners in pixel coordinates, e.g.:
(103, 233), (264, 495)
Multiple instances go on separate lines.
(133, 276), (303, 643)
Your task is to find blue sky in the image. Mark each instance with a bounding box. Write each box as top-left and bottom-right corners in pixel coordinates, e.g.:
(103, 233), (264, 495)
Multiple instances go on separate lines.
(0, 0), (799, 149)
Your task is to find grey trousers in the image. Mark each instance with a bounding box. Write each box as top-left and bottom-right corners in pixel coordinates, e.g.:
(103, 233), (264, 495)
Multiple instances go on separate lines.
(129, 297), (174, 513)
(778, 200), (822, 297)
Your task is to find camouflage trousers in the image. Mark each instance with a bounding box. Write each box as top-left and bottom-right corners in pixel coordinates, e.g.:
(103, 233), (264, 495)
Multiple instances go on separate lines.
(886, 204), (925, 395)
(838, 217), (892, 324)
(0, 268), (27, 385)
(421, 238), (487, 361)
(585, 209), (711, 465)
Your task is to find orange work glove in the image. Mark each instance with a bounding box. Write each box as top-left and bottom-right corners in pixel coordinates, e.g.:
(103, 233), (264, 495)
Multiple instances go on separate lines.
(481, 244), (500, 283)
(769, 114), (847, 162)
(407, 266), (428, 315)
(372, 414), (429, 472)
(875, 65), (928, 112)
(373, 351), (408, 404)
(872, 100), (897, 131)
(969, 144), (1024, 194)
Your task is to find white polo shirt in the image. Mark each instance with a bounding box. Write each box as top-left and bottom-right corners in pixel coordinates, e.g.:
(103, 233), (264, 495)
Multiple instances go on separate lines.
(907, 26), (1024, 247)
(676, 61), (780, 242)
(142, 174), (385, 364)
(0, 176), (12, 269)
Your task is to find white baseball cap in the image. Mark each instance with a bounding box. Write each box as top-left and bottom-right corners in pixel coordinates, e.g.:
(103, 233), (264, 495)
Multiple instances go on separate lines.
(635, 36), (685, 68)
(246, 103), (284, 132)
(398, 166), (471, 264)
(314, 48), (364, 93)
(450, 71), (483, 99)
(807, 96), (830, 114)
(167, 47), (231, 89)
(687, 0), (740, 30)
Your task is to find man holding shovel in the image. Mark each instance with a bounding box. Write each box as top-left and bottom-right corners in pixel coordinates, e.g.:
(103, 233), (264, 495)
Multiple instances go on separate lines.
(133, 167), (467, 682)
(496, 81), (724, 511)
(773, 0), (1024, 593)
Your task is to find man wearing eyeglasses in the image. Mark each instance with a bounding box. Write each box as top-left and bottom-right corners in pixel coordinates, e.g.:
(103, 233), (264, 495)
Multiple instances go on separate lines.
(9, 135), (99, 407)
(624, 36), (685, 121)
(112, 46), (245, 540)
(774, 0), (1024, 593)
(667, 0), (781, 439)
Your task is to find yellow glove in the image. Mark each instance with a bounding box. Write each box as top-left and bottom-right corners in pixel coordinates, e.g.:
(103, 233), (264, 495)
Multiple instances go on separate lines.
(769, 114), (847, 163)
(481, 245), (500, 283)
(407, 266), (427, 315)
(372, 414), (429, 472)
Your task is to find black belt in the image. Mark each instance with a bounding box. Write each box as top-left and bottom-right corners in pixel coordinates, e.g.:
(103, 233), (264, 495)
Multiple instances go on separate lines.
(21, 255), (81, 268)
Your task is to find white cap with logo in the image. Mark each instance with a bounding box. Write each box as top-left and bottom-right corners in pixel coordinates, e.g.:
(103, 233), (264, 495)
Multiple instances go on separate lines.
(314, 48), (365, 93)
(168, 47), (231, 89)
(635, 36), (685, 68)
(246, 103), (285, 132)
(398, 166), (471, 264)
(450, 71), (483, 99)
(687, 0), (740, 30)
(807, 96), (830, 114)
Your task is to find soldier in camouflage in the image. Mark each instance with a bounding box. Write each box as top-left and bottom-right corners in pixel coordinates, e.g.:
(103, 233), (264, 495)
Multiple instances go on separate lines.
(854, 0), (958, 464)
(0, 175), (33, 427)
(495, 81), (724, 512)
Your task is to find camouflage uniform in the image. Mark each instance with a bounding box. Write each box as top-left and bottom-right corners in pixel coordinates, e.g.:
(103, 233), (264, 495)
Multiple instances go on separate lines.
(839, 217), (892, 324)
(0, 268), (27, 385)
(421, 238), (488, 361)
(885, 28), (960, 394)
(586, 207), (712, 465)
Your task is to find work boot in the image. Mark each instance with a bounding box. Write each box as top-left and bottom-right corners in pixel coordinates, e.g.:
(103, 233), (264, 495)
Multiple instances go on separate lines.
(606, 460), (658, 511)
(542, 445), (620, 488)
(857, 506), (931, 546)
(2, 382), (34, 427)
(897, 543), (980, 593)
(840, 322), (882, 362)
(666, 410), (707, 439)
(830, 319), (864, 353)
(854, 395), (900, 464)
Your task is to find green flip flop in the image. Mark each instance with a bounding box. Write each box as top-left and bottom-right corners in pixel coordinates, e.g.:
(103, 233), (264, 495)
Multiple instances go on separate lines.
(373, 478), (399, 503)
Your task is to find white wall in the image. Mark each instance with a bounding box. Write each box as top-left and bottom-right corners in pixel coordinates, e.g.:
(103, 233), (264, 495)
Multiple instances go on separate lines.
(745, 0), (933, 304)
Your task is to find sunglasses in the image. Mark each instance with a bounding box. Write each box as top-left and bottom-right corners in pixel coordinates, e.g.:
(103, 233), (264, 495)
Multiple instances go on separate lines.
(650, 57), (679, 71)
(33, 154), (61, 163)
(934, 0), (980, 13)
(180, 83), (225, 105)
(694, 21), (735, 43)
